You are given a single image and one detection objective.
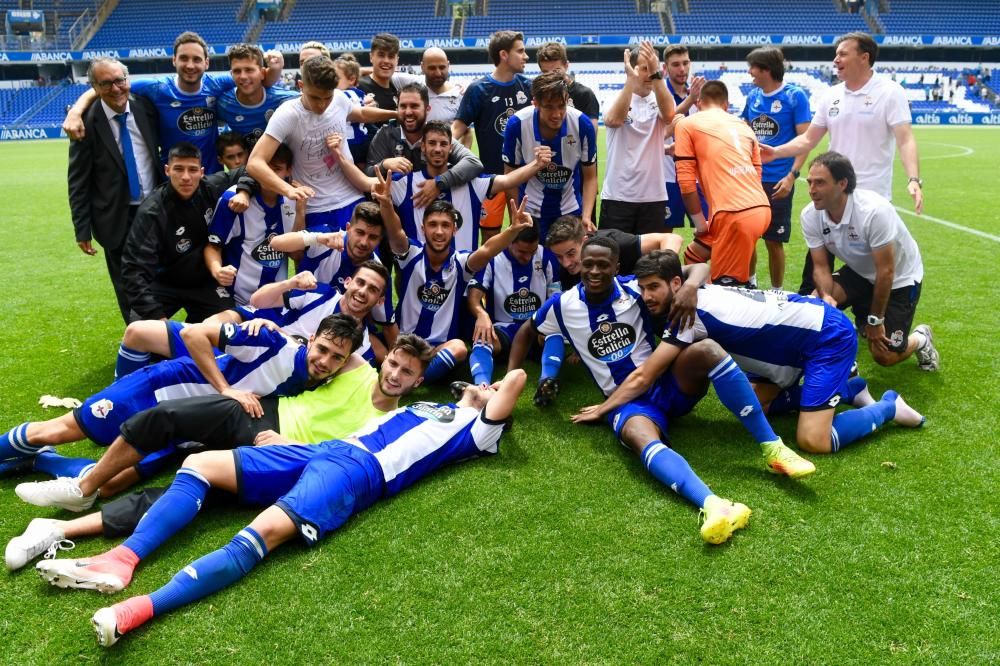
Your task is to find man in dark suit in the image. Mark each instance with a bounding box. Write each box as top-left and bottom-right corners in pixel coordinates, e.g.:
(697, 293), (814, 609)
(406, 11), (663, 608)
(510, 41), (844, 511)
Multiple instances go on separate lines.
(68, 57), (160, 323)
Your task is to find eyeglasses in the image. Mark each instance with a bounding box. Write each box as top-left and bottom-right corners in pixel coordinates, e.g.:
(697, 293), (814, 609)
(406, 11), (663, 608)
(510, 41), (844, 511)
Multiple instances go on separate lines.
(96, 76), (128, 91)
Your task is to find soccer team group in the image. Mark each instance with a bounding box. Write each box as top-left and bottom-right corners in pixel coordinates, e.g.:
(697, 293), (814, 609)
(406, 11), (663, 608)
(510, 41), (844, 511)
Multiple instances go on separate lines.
(2, 26), (940, 647)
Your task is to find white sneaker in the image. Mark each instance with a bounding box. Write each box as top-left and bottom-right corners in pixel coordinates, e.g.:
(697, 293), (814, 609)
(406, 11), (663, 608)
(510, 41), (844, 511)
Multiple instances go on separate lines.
(92, 607), (123, 647)
(5, 518), (72, 571)
(913, 324), (940, 371)
(14, 476), (97, 512)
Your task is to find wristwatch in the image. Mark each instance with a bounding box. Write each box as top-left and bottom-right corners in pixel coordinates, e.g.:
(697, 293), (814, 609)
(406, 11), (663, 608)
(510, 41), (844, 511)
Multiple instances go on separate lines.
(434, 175), (449, 191)
(791, 169), (801, 179)
(908, 177), (923, 187)
(866, 314), (885, 326)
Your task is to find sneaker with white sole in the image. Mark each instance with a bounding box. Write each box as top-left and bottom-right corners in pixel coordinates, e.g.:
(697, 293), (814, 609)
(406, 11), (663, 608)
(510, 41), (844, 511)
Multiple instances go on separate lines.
(14, 476), (97, 512)
(36, 555), (132, 593)
(5, 518), (72, 571)
(913, 324), (939, 371)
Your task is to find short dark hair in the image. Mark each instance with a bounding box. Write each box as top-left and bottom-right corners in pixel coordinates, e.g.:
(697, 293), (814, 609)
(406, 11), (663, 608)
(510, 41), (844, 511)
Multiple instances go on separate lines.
(536, 41), (568, 66)
(422, 120), (452, 141)
(301, 55), (338, 90)
(353, 259), (390, 295)
(532, 70), (569, 105)
(746, 46), (784, 82)
(215, 131), (243, 158)
(633, 250), (683, 282)
(391, 333), (435, 369)
(582, 234), (619, 261)
(351, 201), (385, 229)
(662, 45), (689, 62)
(399, 81), (429, 106)
(371, 33), (400, 56)
(270, 142), (294, 168)
(835, 32), (878, 67)
(488, 30), (524, 67)
(168, 141), (201, 163)
(315, 313), (365, 352)
(514, 225), (540, 245)
(227, 43), (264, 68)
(545, 215), (586, 247)
(810, 151), (857, 194)
(699, 80), (729, 106)
(174, 31), (208, 59)
(424, 200), (462, 229)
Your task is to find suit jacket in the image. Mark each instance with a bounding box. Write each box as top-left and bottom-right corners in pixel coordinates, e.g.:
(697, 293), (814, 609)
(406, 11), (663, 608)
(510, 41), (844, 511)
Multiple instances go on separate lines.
(67, 94), (160, 249)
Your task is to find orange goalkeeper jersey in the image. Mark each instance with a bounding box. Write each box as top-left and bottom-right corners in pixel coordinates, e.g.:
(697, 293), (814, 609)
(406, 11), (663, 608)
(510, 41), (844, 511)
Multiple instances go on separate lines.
(674, 107), (768, 215)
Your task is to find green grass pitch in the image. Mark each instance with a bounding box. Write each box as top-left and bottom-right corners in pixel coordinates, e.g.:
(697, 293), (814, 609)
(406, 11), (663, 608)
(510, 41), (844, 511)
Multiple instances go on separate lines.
(0, 128), (997, 664)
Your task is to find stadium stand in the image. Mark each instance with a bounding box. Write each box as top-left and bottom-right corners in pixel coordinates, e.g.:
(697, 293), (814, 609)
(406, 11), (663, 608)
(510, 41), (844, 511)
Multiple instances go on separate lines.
(463, 0), (661, 37)
(257, 0), (451, 42)
(0, 0), (99, 49)
(86, 0), (247, 49)
(672, 0), (869, 34)
(880, 0), (1000, 36)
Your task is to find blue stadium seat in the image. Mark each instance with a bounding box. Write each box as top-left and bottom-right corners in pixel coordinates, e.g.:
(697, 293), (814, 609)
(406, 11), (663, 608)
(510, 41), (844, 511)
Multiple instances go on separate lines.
(87, 0), (246, 49)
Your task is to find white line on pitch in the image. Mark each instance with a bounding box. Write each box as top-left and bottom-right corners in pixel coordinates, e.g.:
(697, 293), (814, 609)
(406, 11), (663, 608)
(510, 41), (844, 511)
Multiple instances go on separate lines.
(894, 206), (1000, 243)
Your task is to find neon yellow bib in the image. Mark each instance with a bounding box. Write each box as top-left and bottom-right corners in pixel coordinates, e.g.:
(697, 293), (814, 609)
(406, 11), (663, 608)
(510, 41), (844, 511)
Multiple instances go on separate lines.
(278, 363), (384, 444)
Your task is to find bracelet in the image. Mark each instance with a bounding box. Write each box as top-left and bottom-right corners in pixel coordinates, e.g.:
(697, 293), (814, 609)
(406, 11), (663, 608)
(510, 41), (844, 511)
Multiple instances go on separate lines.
(301, 231), (318, 248)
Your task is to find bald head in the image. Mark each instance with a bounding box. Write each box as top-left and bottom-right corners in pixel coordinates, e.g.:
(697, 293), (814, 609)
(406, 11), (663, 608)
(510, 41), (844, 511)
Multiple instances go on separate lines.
(421, 47), (450, 91)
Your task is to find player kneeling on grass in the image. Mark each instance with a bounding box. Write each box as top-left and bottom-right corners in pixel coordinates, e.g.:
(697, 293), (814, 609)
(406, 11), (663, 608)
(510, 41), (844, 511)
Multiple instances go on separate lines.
(41, 368), (525, 648)
(510, 236), (783, 544)
(590, 250), (925, 457)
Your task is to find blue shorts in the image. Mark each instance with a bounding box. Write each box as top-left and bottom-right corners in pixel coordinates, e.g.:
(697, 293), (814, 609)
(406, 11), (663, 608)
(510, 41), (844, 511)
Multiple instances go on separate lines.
(800, 309), (858, 411)
(606, 372), (700, 441)
(166, 321), (190, 359)
(305, 198), (365, 232)
(234, 441), (384, 546)
(664, 181), (709, 229)
(74, 370), (159, 445)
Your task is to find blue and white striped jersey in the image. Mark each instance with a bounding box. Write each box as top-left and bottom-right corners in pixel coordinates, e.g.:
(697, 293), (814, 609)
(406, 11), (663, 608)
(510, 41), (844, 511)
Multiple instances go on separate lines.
(216, 85), (299, 150)
(472, 246), (559, 326)
(502, 105), (596, 220)
(345, 402), (504, 497)
(341, 87), (368, 148)
(533, 277), (657, 397)
(662, 285), (836, 388)
(281, 285), (377, 363)
(151, 323), (309, 403)
(208, 186), (297, 305)
(391, 171), (493, 253)
(395, 242), (474, 345)
(297, 244), (394, 325)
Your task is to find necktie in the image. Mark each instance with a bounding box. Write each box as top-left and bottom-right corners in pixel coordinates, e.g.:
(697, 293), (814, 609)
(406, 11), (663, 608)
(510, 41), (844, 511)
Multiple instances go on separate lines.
(115, 112), (142, 201)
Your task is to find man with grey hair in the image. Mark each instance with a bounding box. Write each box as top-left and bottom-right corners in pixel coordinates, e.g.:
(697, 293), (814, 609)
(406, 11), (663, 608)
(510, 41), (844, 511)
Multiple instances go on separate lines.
(67, 57), (160, 322)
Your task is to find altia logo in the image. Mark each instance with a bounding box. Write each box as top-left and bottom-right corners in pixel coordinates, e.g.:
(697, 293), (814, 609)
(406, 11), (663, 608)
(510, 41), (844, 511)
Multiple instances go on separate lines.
(947, 114), (973, 125)
(913, 114), (940, 124)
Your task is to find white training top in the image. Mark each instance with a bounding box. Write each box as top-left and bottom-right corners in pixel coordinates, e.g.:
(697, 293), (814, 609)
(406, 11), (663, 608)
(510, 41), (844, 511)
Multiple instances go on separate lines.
(601, 92), (668, 203)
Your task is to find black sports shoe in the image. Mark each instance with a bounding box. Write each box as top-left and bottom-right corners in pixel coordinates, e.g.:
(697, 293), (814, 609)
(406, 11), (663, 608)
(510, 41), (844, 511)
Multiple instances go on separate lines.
(449, 381), (472, 401)
(533, 377), (559, 407)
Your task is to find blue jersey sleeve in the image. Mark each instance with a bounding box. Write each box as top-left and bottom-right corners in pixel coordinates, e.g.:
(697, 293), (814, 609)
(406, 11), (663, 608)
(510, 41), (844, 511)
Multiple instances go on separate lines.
(532, 292), (561, 334)
(456, 81), (483, 126)
(129, 76), (167, 101)
(580, 115), (597, 164)
(219, 322), (287, 359)
(791, 86), (813, 126)
(208, 190), (239, 245)
(204, 72), (236, 94)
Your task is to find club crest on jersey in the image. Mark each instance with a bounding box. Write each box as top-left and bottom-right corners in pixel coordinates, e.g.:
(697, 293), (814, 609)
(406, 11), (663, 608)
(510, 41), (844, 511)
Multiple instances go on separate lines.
(407, 401), (456, 422)
(418, 282), (450, 311)
(828, 107), (840, 118)
(587, 321), (637, 362)
(90, 398), (114, 419)
(504, 288), (542, 320)
(170, 101), (182, 108)
(177, 106), (215, 135)
(770, 100), (783, 113)
(235, 115), (244, 122)
(516, 91), (528, 105)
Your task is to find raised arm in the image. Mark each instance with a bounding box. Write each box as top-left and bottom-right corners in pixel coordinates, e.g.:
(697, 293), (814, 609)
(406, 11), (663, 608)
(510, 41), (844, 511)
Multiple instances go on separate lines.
(602, 50), (637, 128)
(250, 271), (317, 309)
(370, 166), (409, 255)
(180, 322), (264, 417)
(247, 134), (314, 201)
(466, 197), (534, 274)
(490, 145), (551, 192)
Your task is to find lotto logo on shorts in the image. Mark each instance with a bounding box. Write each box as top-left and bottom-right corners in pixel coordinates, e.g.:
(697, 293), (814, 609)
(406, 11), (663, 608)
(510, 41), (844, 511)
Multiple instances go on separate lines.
(827, 395), (842, 408)
(90, 398), (114, 419)
(300, 523), (319, 543)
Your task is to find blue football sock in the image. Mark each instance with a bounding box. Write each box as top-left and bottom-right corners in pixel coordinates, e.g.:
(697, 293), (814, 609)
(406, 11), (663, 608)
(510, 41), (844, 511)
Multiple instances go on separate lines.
(135, 447), (181, 480)
(0, 423), (40, 460)
(540, 335), (564, 380)
(843, 376), (871, 405)
(123, 467), (210, 560)
(149, 527), (267, 616)
(641, 441), (712, 508)
(115, 344), (151, 380)
(767, 385), (802, 416)
(32, 450), (95, 479)
(424, 348), (457, 382)
(830, 393), (896, 453)
(708, 356), (779, 444)
(469, 343), (494, 386)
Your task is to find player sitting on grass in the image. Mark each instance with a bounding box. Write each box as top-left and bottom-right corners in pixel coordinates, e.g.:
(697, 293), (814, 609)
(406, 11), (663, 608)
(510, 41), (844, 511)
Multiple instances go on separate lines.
(509, 237), (794, 544)
(6, 335), (433, 571)
(577, 250), (926, 456)
(38, 368), (525, 648)
(0, 316), (362, 503)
